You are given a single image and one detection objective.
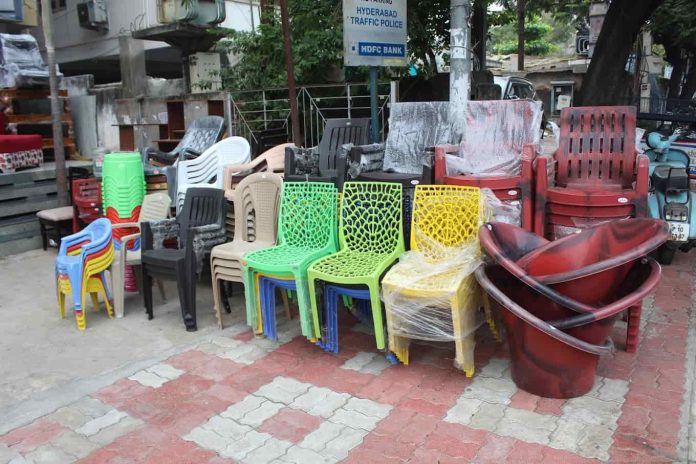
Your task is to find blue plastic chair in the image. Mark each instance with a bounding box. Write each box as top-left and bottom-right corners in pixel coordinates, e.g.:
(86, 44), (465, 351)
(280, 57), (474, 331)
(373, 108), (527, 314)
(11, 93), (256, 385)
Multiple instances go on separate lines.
(317, 285), (372, 353)
(258, 276), (298, 342)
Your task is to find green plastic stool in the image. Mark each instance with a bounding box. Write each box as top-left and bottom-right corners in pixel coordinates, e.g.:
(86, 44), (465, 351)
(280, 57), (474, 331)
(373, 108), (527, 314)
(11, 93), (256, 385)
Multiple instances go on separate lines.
(242, 182), (338, 339)
(102, 152), (146, 218)
(307, 181), (404, 350)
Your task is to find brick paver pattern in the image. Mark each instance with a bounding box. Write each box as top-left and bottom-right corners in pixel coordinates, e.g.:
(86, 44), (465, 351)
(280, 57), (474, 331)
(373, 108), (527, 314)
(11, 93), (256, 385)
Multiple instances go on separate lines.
(0, 255), (692, 463)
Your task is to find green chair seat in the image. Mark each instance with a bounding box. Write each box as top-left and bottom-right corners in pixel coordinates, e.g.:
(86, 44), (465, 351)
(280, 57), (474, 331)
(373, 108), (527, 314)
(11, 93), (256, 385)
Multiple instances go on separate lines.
(309, 251), (393, 281)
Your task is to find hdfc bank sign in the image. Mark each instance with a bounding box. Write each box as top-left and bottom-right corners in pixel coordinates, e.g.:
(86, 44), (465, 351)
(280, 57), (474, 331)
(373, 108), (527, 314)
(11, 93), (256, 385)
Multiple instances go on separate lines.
(343, 0), (408, 67)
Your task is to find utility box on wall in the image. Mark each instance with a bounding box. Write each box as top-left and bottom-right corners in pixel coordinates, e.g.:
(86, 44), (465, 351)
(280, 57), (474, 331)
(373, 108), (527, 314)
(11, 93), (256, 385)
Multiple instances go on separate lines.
(77, 0), (109, 32)
(189, 52), (222, 92)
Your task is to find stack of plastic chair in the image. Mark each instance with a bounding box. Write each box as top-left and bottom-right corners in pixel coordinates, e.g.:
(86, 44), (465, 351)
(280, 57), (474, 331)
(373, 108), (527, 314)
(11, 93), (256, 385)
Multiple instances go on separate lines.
(210, 172), (283, 329)
(175, 136), (251, 212)
(55, 218), (114, 330)
(102, 152), (146, 249)
(534, 106), (648, 239)
(71, 178), (103, 233)
(382, 185), (485, 377)
(110, 192), (171, 318)
(242, 182), (338, 340)
(307, 182), (404, 351)
(433, 100), (542, 231)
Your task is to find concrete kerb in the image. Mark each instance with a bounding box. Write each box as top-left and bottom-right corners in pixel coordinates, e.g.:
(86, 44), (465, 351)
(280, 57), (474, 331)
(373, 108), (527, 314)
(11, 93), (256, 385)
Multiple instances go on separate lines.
(0, 322), (250, 436)
(686, 257), (696, 463)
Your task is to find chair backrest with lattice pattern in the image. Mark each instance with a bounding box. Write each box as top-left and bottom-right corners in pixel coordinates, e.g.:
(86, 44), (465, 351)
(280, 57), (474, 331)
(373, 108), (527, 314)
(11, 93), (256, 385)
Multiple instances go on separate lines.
(339, 182), (403, 254)
(277, 182), (337, 250)
(411, 185), (482, 261)
(555, 106), (637, 189)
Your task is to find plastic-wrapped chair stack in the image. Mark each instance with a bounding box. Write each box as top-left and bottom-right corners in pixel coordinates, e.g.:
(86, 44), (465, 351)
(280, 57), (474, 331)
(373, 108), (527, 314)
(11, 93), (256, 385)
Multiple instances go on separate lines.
(210, 172), (283, 329)
(433, 100), (542, 231)
(102, 153), (146, 249)
(55, 218), (114, 330)
(534, 106), (648, 239)
(242, 182), (338, 340)
(175, 136), (251, 212)
(110, 192), (171, 318)
(382, 185), (488, 377)
(307, 182), (404, 350)
(71, 178), (103, 233)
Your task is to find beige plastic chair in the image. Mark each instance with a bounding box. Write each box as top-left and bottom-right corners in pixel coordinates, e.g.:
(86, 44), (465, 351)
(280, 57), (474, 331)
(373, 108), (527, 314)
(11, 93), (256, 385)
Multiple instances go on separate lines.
(223, 143), (292, 201)
(111, 192), (171, 318)
(211, 172), (284, 328)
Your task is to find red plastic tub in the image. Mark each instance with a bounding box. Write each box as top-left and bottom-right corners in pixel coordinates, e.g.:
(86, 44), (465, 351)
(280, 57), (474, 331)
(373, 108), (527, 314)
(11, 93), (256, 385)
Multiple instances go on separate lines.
(476, 264), (614, 398)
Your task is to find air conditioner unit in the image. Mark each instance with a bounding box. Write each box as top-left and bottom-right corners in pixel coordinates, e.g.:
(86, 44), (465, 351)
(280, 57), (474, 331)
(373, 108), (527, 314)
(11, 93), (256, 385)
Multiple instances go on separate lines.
(77, 0), (108, 31)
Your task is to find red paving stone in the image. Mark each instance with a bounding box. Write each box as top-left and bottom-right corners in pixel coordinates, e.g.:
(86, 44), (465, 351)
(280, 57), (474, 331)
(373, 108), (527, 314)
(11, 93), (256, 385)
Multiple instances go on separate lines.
(3, 253), (694, 463)
(256, 408), (323, 443)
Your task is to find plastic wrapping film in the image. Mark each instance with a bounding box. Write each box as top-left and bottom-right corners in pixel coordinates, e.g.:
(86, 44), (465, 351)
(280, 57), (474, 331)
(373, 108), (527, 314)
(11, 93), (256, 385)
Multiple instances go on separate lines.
(341, 142), (385, 179)
(552, 217), (630, 240)
(446, 100), (543, 177)
(481, 188), (521, 226)
(382, 102), (460, 174)
(383, 233), (483, 343)
(0, 34), (51, 88)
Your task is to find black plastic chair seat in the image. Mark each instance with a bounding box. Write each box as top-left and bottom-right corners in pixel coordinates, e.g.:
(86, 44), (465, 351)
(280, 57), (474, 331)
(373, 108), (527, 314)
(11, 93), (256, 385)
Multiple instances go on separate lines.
(141, 248), (186, 266)
(652, 166), (689, 192)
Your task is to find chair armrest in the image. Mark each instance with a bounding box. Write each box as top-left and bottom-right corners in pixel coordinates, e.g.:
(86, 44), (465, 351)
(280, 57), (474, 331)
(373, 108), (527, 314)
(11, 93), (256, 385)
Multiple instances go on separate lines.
(119, 232), (141, 265)
(284, 146), (298, 176)
(111, 222), (140, 230)
(520, 144), (537, 232)
(181, 147), (201, 161)
(634, 154), (650, 217)
(335, 153), (347, 191)
(142, 218), (179, 251)
(186, 223), (227, 272)
(534, 155), (550, 236)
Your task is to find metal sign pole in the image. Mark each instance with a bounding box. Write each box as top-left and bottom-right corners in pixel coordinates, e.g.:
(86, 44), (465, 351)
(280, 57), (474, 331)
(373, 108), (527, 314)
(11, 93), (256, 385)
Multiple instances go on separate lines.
(370, 66), (379, 143)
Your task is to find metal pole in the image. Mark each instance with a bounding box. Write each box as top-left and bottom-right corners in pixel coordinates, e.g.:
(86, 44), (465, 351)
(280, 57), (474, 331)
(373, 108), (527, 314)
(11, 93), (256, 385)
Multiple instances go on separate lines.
(517, 0), (525, 71)
(40, 0), (68, 206)
(449, 0), (471, 123)
(279, 0), (301, 145)
(369, 66), (379, 143)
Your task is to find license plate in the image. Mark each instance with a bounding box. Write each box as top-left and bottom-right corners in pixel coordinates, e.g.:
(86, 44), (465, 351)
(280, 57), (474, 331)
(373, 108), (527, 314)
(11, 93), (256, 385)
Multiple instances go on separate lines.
(668, 221), (690, 242)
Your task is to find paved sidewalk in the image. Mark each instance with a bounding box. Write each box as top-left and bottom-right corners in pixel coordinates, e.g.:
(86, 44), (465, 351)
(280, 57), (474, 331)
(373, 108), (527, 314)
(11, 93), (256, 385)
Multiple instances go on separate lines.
(1, 253), (694, 463)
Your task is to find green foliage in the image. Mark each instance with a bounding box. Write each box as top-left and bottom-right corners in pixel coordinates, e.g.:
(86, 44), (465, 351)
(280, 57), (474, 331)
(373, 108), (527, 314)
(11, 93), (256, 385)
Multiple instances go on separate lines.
(491, 18), (559, 55)
(651, 0), (696, 50)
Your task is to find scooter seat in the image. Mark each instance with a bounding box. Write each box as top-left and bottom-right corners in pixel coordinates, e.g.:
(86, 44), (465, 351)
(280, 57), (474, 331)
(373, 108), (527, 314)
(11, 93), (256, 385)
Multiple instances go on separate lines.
(652, 165), (689, 192)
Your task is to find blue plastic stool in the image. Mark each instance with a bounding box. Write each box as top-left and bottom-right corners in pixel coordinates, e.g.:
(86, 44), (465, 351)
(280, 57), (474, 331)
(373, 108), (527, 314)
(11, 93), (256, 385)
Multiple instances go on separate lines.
(316, 285), (372, 353)
(258, 276), (297, 342)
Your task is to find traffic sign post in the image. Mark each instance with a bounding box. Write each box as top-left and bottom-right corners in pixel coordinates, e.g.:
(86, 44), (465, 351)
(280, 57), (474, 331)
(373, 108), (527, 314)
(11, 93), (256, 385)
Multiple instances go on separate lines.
(343, 0), (407, 143)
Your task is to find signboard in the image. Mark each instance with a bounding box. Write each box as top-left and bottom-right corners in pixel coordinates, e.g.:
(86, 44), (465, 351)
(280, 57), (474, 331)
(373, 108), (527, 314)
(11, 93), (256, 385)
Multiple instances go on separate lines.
(343, 0), (407, 67)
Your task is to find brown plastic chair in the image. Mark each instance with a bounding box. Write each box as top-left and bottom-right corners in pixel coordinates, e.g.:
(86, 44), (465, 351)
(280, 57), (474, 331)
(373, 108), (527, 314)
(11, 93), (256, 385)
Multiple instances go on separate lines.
(210, 172), (284, 328)
(223, 143), (292, 201)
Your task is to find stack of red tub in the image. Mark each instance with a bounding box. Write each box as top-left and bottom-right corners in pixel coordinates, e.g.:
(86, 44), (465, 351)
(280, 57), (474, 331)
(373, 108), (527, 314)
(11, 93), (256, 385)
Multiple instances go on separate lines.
(476, 219), (668, 398)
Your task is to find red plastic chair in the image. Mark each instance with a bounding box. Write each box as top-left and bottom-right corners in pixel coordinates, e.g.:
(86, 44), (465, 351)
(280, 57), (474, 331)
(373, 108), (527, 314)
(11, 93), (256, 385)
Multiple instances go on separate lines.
(534, 106), (648, 238)
(433, 100), (542, 232)
(72, 178), (103, 233)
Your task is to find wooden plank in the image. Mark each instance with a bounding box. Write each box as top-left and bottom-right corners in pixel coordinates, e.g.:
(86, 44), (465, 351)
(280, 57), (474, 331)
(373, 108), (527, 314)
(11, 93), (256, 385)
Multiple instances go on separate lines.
(0, 196), (59, 218)
(0, 181), (57, 201)
(0, 88), (67, 98)
(8, 114), (71, 123)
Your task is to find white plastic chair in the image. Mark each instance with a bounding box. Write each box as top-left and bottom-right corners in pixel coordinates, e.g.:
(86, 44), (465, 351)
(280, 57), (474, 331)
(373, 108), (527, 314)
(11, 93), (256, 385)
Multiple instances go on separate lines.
(111, 192), (171, 318)
(176, 136), (251, 212)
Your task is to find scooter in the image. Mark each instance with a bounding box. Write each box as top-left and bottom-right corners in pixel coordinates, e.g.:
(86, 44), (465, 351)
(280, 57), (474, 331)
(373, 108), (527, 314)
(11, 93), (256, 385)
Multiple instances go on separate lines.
(645, 130), (696, 264)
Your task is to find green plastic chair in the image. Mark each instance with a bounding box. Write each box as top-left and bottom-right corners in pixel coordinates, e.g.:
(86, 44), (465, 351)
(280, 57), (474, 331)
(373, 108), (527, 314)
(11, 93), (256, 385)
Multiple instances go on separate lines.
(102, 152), (146, 218)
(307, 181), (404, 349)
(242, 182), (338, 339)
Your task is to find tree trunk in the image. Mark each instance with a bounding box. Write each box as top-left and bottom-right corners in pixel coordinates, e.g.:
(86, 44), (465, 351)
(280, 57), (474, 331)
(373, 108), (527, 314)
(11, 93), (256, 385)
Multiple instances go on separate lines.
(472, 0), (487, 71)
(40, 0), (68, 207)
(663, 41), (684, 99)
(517, 0), (525, 71)
(279, 0), (300, 145)
(680, 53), (696, 99)
(580, 0), (664, 106)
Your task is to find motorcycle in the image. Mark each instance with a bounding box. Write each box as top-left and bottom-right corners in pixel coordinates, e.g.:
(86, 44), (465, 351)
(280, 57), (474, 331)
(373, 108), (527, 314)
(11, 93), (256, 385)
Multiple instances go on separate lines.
(645, 130), (695, 264)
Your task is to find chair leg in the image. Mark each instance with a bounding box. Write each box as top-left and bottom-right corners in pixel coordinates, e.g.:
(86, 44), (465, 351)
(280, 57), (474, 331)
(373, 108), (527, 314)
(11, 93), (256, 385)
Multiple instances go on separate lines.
(220, 280), (232, 314)
(626, 304), (642, 353)
(306, 274), (322, 341)
(383, 285), (410, 364)
(176, 259), (197, 332)
(261, 278), (278, 341)
(368, 282), (386, 350)
(213, 274), (224, 329)
(90, 293), (100, 312)
(142, 264), (154, 320)
(280, 287), (292, 320)
(242, 266), (257, 329)
(112, 257), (125, 318)
(40, 222), (48, 251)
(452, 287), (477, 378)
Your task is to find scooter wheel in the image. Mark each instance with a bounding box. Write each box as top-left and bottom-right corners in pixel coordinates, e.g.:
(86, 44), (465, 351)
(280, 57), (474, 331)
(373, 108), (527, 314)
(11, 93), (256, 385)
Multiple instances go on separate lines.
(657, 245), (676, 265)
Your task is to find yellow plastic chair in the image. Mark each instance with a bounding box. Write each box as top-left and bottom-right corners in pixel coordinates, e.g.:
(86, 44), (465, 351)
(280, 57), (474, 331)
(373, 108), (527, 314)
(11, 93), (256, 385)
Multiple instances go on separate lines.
(382, 185), (488, 377)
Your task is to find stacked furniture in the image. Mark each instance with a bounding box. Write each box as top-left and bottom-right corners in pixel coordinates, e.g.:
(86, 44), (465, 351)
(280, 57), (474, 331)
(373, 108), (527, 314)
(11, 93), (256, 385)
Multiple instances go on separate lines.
(55, 218), (114, 330)
(101, 152), (146, 249)
(110, 192), (171, 318)
(145, 115), (226, 167)
(71, 178), (102, 232)
(533, 106), (648, 239)
(210, 172), (283, 329)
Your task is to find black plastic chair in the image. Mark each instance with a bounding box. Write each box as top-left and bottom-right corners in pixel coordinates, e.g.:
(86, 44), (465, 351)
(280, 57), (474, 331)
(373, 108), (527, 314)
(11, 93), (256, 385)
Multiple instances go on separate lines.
(284, 118), (370, 189)
(140, 187), (227, 331)
(145, 116), (226, 166)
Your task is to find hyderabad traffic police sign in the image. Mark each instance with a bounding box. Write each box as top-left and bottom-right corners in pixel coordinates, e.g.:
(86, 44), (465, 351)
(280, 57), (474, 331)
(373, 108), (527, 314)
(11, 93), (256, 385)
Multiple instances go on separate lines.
(343, 0), (408, 67)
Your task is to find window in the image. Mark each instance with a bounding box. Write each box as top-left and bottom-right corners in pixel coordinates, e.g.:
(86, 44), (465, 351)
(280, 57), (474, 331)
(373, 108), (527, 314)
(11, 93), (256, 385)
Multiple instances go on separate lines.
(508, 82), (535, 100)
(51, 0), (67, 12)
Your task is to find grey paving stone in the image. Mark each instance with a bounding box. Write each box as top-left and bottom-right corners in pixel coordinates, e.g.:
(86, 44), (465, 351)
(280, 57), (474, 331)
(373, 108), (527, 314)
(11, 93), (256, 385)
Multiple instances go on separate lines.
(71, 397), (112, 419)
(495, 409), (558, 446)
(445, 397), (482, 425)
(290, 387), (349, 418)
(221, 395), (266, 421)
(468, 402), (506, 430)
(86, 415), (143, 446)
(562, 396), (621, 429)
(548, 418), (585, 453)
(146, 363), (184, 381)
(255, 377), (310, 405)
(328, 408), (380, 431)
(323, 427), (368, 461)
(595, 378), (629, 404)
(242, 437), (292, 464)
(45, 407), (90, 430)
(238, 400), (284, 427)
(343, 398), (392, 419)
(221, 430), (271, 460)
(0, 444), (22, 464)
(75, 410), (128, 437)
(460, 377), (516, 405)
(340, 352), (375, 371)
(277, 446), (335, 464)
(183, 427), (228, 453)
(127, 371), (167, 388)
(203, 416), (251, 440)
(50, 431), (99, 459)
(24, 444), (76, 464)
(576, 424), (614, 461)
(299, 421), (345, 452)
(477, 358), (510, 379)
(360, 356), (391, 375)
